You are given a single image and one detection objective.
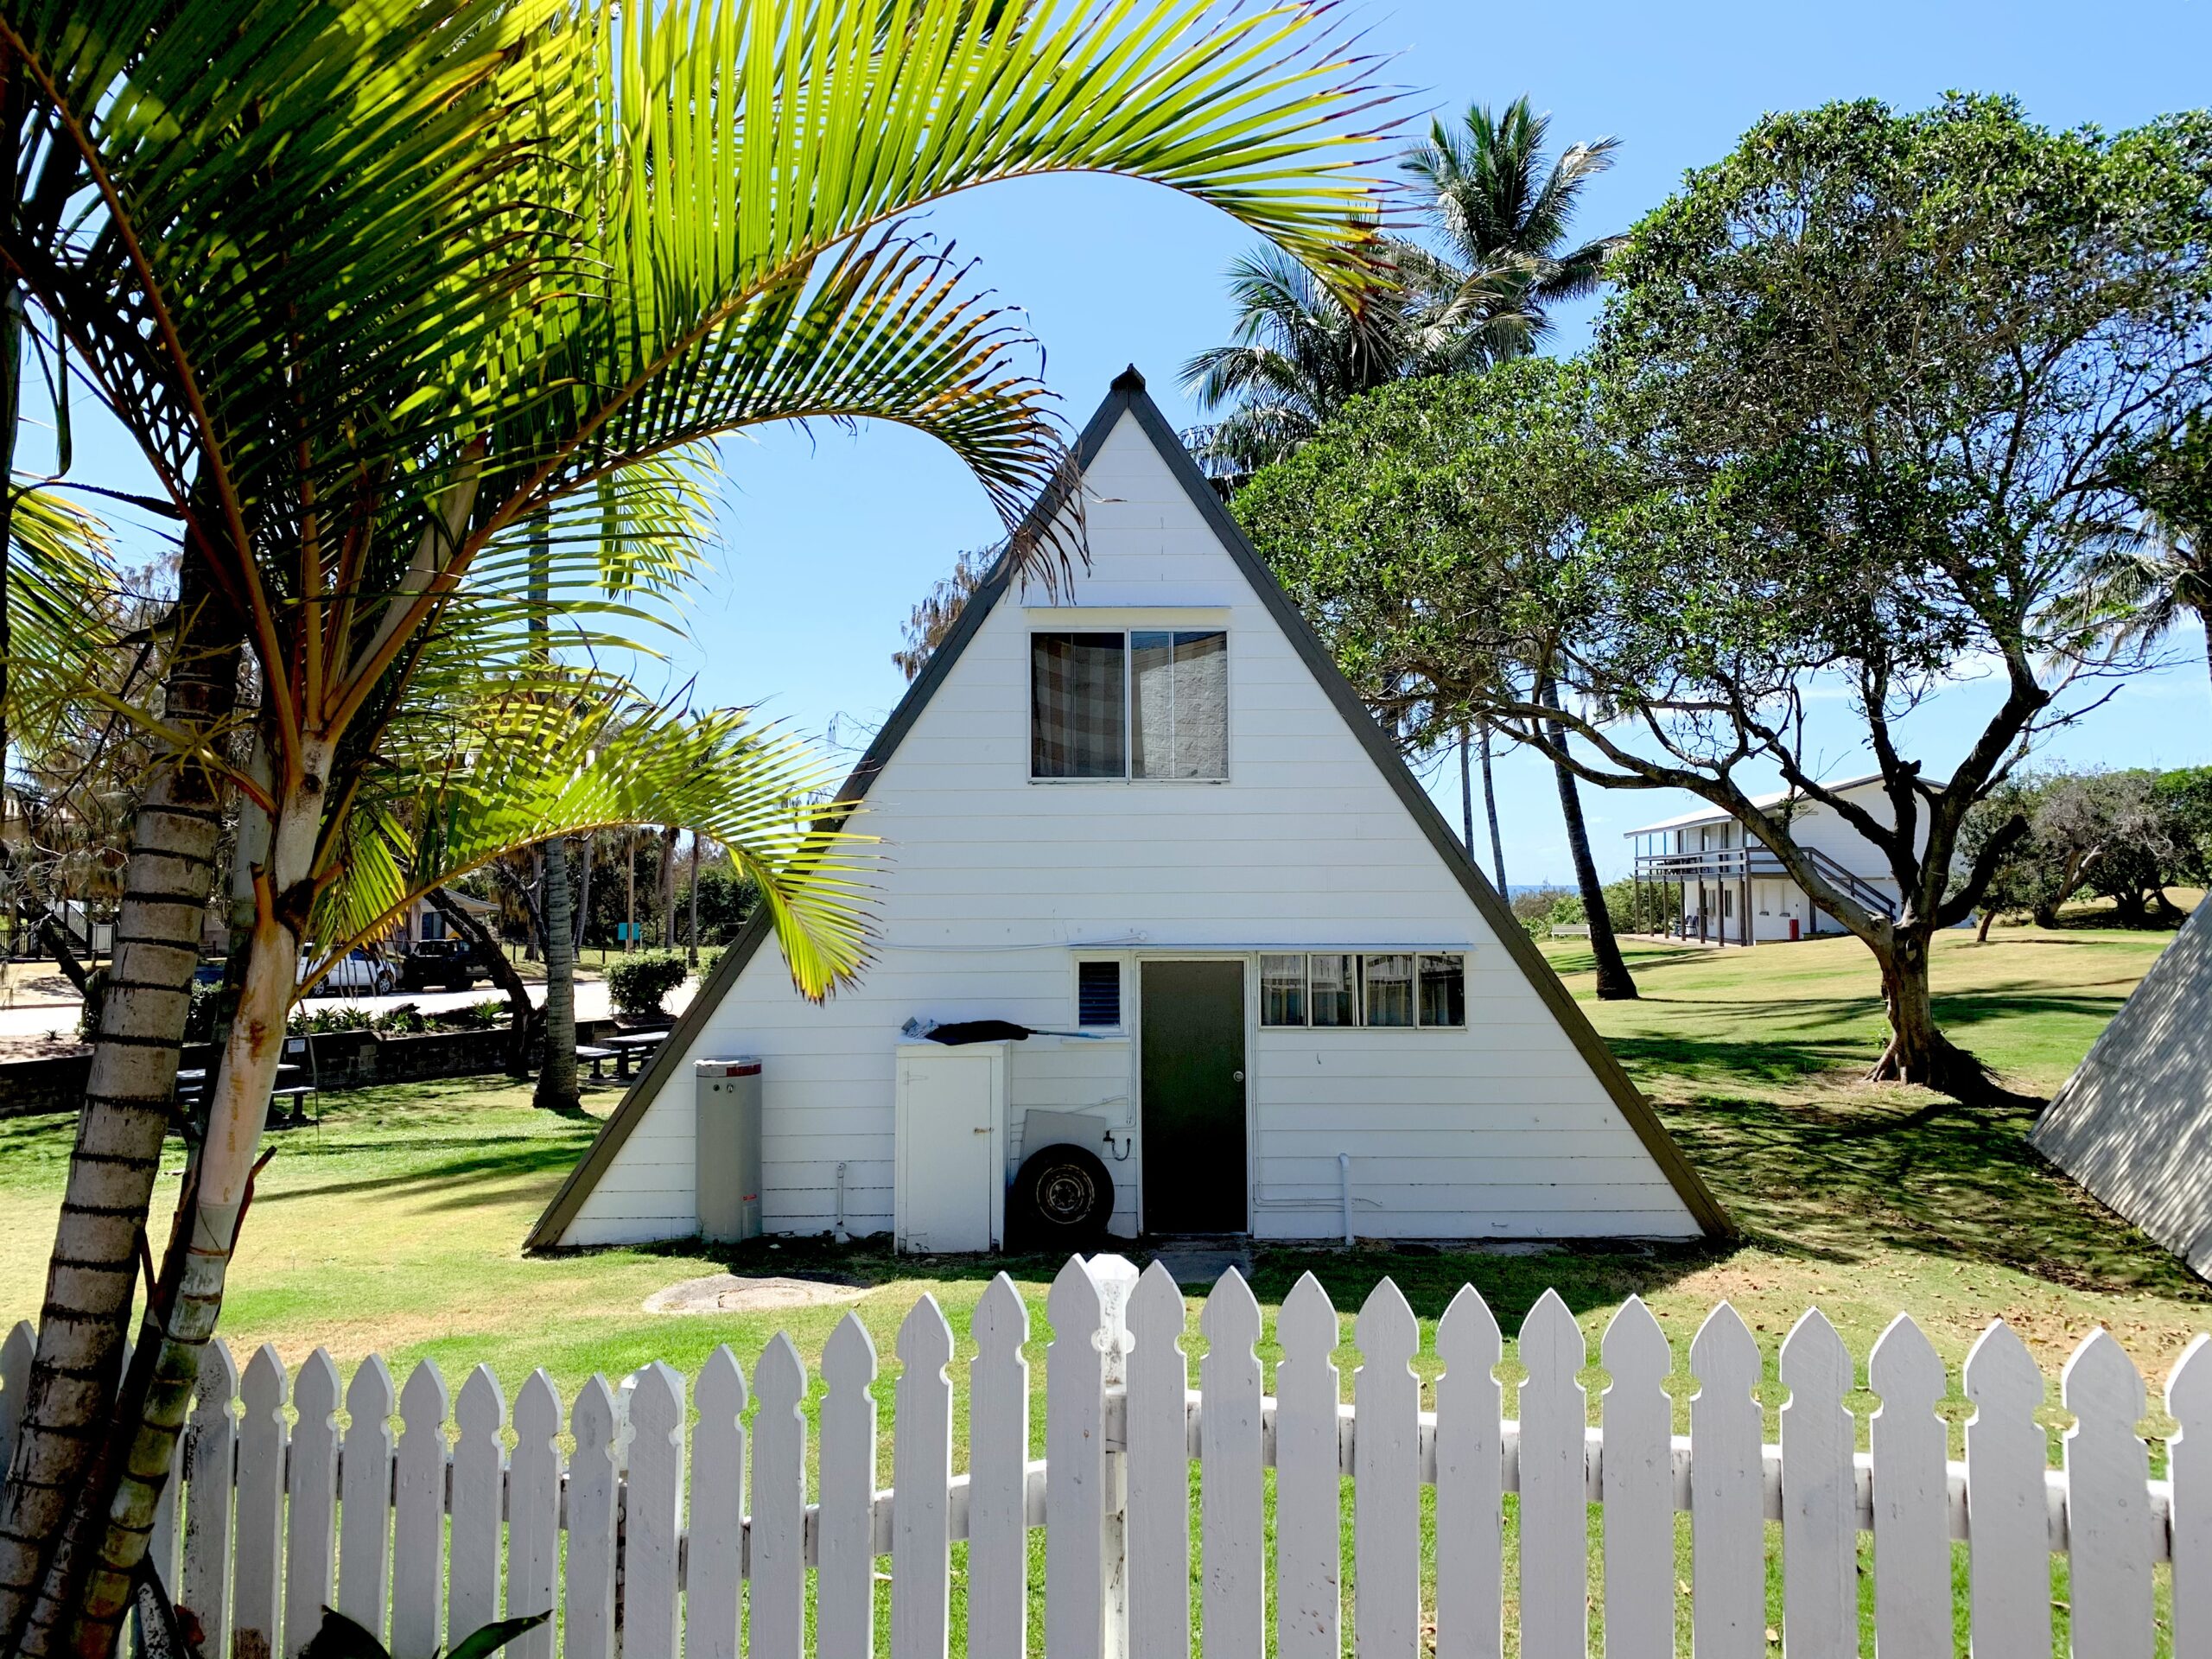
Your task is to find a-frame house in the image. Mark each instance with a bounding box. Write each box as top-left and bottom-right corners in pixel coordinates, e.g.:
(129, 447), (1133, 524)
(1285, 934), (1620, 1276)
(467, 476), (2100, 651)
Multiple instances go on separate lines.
(2032, 899), (2212, 1277)
(530, 371), (1727, 1251)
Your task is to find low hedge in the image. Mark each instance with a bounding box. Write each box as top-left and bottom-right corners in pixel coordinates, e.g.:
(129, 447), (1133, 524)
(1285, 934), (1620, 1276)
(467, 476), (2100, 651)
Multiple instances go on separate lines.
(606, 950), (688, 1019)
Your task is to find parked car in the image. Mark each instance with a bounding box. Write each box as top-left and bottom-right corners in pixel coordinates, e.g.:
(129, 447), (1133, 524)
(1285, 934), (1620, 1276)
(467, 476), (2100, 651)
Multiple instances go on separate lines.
(399, 937), (491, 992)
(299, 945), (397, 997)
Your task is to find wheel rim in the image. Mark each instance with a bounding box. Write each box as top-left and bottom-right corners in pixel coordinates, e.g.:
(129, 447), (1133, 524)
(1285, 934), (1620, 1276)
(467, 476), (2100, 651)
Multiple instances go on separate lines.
(1036, 1162), (1097, 1227)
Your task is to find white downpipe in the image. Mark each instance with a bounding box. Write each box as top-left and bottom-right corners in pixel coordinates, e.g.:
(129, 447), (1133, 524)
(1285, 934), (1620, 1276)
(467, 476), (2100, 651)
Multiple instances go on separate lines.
(834, 1161), (849, 1244)
(1338, 1153), (1354, 1248)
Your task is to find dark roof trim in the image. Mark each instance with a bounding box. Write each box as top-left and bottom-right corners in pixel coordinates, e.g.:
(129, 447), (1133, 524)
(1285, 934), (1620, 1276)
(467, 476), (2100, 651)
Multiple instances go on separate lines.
(530, 369), (1729, 1249)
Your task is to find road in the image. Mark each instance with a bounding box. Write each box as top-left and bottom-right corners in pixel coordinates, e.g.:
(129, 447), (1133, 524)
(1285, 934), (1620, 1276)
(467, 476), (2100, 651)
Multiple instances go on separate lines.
(0, 974), (699, 1046)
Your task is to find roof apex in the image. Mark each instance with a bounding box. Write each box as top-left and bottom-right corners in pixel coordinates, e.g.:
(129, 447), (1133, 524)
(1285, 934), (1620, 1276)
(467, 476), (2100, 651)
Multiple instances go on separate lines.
(1109, 363), (1147, 394)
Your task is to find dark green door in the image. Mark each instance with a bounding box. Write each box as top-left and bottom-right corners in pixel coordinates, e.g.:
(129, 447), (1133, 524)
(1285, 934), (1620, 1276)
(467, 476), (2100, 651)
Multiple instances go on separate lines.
(1141, 960), (1247, 1233)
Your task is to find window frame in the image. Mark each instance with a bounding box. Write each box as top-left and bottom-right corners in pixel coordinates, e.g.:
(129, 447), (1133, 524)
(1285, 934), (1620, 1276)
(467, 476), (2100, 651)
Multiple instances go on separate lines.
(1257, 951), (1467, 1031)
(1027, 626), (1230, 785)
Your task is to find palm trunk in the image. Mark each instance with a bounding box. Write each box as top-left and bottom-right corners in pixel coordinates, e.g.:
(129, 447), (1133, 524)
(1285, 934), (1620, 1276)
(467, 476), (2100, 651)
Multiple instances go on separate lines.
(428, 887), (533, 1077)
(36, 740), (332, 1659)
(1540, 679), (1636, 1001)
(658, 824), (678, 947)
(0, 549), (238, 1650)
(572, 835), (594, 955)
(1479, 721), (1507, 897)
(685, 835), (701, 967)
(0, 286), (21, 834)
(534, 836), (579, 1111)
(1459, 728), (1475, 855)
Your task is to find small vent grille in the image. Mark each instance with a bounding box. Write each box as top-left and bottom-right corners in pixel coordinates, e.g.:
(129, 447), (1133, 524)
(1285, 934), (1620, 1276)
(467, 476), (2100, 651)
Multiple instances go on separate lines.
(1077, 961), (1122, 1028)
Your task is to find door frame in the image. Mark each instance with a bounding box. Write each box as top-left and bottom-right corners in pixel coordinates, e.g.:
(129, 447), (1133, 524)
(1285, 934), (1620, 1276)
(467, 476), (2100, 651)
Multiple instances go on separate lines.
(1133, 952), (1256, 1236)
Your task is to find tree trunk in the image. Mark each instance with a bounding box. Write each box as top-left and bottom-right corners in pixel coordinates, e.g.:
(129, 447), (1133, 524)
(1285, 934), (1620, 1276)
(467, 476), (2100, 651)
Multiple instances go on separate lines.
(534, 836), (579, 1112)
(1478, 721), (1508, 898)
(1540, 681), (1636, 1001)
(625, 832), (636, 952)
(0, 549), (238, 1651)
(33, 739), (332, 1659)
(657, 824), (678, 947)
(1975, 905), (1997, 944)
(1866, 927), (1993, 1097)
(1459, 728), (1475, 855)
(427, 887), (533, 1077)
(572, 834), (594, 955)
(33, 917), (87, 995)
(685, 835), (701, 968)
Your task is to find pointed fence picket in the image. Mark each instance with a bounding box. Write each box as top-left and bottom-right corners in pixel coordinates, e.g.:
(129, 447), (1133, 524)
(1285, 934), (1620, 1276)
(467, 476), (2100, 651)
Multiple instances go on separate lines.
(448, 1364), (502, 1640)
(1274, 1274), (1341, 1659)
(1433, 1284), (1503, 1659)
(339, 1356), (396, 1638)
(817, 1313), (879, 1659)
(1123, 1262), (1190, 1659)
(38, 1255), (2212, 1659)
(284, 1350), (341, 1659)
(1599, 1297), (1672, 1659)
(1869, 1313), (1950, 1659)
(892, 1296), (954, 1659)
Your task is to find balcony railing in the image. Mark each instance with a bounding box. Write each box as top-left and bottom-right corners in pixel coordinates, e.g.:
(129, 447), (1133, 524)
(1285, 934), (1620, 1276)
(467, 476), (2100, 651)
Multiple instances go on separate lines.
(1632, 842), (1896, 918)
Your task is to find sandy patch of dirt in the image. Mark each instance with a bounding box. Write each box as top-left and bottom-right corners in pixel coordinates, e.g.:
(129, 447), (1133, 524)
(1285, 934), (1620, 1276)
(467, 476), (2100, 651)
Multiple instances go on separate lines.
(642, 1274), (868, 1315)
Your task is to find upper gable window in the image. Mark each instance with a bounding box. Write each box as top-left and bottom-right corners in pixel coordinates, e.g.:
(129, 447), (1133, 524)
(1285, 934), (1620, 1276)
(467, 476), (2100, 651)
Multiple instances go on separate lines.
(1031, 629), (1227, 780)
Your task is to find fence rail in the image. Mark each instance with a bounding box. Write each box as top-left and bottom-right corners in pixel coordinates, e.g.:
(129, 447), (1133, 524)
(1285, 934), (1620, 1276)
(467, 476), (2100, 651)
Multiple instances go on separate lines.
(4, 1255), (2206, 1658)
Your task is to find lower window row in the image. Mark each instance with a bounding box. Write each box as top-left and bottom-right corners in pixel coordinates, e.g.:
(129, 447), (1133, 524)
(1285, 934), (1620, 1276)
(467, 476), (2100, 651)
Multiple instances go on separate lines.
(1261, 952), (1464, 1029)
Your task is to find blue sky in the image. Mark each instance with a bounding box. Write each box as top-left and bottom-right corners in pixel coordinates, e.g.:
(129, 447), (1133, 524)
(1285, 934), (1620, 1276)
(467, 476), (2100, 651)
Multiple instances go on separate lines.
(35, 0), (2212, 883)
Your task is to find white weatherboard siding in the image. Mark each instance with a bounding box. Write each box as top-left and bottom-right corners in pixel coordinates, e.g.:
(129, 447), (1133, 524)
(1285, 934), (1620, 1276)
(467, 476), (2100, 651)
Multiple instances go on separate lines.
(2031, 899), (2212, 1278)
(562, 403), (1701, 1246)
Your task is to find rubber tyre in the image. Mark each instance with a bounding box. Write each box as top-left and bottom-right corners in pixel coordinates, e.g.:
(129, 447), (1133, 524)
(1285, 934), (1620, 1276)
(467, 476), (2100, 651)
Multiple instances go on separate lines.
(1011, 1143), (1114, 1249)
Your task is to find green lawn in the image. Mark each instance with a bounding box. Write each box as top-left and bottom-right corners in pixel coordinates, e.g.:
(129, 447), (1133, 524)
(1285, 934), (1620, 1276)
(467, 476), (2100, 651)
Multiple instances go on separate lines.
(0, 912), (2202, 1652)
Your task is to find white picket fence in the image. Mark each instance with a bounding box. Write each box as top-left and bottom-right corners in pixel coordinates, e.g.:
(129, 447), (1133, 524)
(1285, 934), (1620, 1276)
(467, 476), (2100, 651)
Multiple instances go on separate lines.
(4, 1253), (2209, 1658)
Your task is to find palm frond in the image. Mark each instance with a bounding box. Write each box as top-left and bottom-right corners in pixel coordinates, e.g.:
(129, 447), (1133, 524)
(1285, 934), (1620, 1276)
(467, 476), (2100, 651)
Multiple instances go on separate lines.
(313, 676), (875, 1000)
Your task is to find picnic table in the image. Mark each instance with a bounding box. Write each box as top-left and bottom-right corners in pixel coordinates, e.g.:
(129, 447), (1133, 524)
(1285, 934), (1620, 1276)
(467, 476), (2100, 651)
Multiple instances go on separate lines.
(606, 1031), (670, 1081)
(176, 1062), (311, 1125)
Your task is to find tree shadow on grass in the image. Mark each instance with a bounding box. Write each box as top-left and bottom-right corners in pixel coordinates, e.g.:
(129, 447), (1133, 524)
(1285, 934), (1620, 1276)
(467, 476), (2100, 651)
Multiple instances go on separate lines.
(255, 1140), (592, 1206)
(1658, 1088), (2212, 1302)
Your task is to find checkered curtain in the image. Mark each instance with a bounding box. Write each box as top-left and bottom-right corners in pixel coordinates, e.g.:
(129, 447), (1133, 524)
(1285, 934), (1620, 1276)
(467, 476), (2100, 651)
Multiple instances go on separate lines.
(1031, 632), (1126, 777)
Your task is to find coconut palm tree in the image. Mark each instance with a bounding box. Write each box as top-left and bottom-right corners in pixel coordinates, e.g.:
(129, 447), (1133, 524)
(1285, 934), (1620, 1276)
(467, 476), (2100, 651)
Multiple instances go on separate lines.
(0, 0), (1385, 1646)
(2082, 418), (2212, 697)
(1402, 97), (1637, 995)
(1402, 94), (1624, 352)
(1180, 242), (1523, 478)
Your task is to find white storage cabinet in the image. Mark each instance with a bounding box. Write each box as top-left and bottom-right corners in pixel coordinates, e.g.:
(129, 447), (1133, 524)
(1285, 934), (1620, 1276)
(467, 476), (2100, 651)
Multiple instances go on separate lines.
(893, 1040), (1007, 1253)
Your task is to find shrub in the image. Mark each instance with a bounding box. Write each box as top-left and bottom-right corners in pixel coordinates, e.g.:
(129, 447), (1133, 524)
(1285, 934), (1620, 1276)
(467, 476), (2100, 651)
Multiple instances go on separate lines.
(607, 950), (689, 1018)
(289, 1003), (373, 1034)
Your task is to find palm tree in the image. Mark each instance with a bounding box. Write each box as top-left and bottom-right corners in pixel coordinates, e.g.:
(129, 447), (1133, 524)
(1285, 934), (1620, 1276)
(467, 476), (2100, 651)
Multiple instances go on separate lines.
(2082, 418), (2212, 696)
(0, 0), (1385, 1646)
(1180, 243), (1522, 478)
(1405, 97), (1637, 995)
(1402, 95), (1624, 353)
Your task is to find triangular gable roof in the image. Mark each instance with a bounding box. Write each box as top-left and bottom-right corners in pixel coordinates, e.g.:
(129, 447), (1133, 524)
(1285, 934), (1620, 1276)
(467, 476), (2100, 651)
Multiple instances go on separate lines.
(528, 370), (1729, 1248)
(2031, 899), (2212, 1275)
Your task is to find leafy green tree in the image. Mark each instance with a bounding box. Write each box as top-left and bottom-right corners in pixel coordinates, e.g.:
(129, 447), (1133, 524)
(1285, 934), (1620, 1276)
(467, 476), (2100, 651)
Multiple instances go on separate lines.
(1474, 97), (2212, 1102)
(1236, 359), (1644, 998)
(0, 0), (1386, 1647)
